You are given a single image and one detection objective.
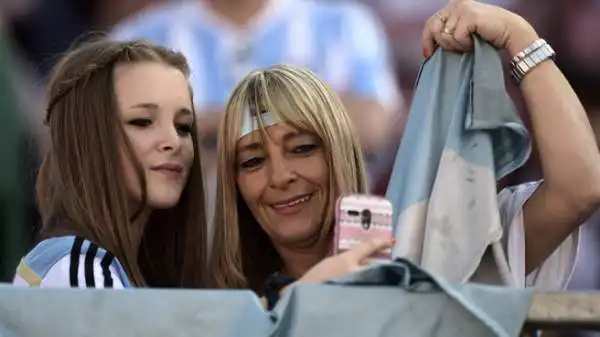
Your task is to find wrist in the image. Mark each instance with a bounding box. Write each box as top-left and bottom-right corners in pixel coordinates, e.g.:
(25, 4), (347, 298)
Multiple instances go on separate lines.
(505, 18), (540, 57)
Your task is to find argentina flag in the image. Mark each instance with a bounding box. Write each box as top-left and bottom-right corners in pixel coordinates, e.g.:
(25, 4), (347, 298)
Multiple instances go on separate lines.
(386, 37), (532, 284)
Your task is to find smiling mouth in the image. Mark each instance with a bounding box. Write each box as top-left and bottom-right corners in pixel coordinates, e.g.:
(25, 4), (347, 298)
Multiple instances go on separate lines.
(271, 193), (314, 210)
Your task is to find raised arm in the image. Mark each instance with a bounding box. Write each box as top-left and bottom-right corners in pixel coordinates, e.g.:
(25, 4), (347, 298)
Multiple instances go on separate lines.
(506, 24), (600, 273)
(421, 0), (600, 274)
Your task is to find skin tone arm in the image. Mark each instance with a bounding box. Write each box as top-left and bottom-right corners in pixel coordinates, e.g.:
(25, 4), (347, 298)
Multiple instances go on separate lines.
(509, 31), (600, 274)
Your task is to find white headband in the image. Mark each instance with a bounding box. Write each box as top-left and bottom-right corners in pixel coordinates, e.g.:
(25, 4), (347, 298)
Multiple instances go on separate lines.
(239, 105), (278, 138)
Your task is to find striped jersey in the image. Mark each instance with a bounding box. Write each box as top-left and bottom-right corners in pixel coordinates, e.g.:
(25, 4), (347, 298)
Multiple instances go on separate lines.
(110, 0), (402, 114)
(13, 236), (132, 288)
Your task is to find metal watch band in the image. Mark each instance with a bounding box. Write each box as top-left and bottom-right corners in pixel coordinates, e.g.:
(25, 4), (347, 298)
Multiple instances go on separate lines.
(510, 39), (546, 64)
(510, 39), (556, 84)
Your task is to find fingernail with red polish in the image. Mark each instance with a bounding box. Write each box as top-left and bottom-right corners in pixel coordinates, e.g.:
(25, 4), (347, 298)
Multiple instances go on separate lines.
(423, 47), (430, 58)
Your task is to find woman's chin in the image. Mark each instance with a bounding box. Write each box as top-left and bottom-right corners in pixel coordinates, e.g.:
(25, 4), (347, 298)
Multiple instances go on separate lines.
(146, 195), (181, 210)
(275, 227), (323, 248)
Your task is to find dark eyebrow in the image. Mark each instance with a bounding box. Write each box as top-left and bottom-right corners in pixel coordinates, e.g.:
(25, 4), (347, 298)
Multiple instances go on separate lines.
(129, 102), (193, 117)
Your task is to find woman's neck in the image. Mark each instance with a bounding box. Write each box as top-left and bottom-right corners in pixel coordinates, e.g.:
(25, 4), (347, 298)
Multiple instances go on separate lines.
(275, 240), (331, 279)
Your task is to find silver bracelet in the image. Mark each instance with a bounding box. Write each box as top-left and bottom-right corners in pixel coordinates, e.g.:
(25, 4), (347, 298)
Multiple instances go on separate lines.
(510, 39), (556, 84)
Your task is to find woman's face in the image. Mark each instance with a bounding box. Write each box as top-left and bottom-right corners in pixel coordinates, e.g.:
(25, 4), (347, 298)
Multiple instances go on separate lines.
(114, 61), (195, 209)
(236, 123), (329, 246)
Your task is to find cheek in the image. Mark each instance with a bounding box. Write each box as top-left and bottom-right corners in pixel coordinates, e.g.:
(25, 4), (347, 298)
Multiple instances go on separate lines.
(120, 151), (142, 200)
(123, 130), (147, 158)
(182, 138), (195, 169)
(316, 154), (329, 185)
(236, 172), (266, 209)
(119, 130), (147, 199)
(298, 152), (329, 187)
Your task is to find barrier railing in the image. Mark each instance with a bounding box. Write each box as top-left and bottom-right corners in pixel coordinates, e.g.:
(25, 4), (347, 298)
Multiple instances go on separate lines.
(523, 292), (600, 336)
(2, 285), (599, 336)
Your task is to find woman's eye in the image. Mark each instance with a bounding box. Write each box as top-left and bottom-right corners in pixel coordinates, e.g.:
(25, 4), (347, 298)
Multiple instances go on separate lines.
(128, 118), (152, 127)
(239, 157), (265, 170)
(291, 144), (317, 154)
(176, 124), (193, 136)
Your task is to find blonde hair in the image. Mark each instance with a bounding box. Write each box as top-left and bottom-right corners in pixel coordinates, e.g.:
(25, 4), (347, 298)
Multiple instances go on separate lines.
(210, 64), (367, 291)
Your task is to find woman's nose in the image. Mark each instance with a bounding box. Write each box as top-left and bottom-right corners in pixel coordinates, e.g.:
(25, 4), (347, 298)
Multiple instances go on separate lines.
(158, 125), (182, 152)
(268, 156), (297, 189)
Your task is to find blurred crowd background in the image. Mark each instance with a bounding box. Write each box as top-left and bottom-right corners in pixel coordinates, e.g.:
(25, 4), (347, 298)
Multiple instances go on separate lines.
(1, 0), (600, 332)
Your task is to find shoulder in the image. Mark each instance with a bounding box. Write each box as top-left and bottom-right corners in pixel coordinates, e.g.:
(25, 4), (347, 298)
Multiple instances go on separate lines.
(41, 254), (125, 289)
(13, 236), (128, 289)
(497, 180), (543, 222)
(495, 180), (578, 289)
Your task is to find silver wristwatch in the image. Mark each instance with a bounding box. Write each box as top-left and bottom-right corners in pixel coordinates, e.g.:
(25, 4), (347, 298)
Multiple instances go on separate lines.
(510, 39), (556, 84)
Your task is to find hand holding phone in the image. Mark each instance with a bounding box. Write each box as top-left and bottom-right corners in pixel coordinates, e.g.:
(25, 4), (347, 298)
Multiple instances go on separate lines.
(299, 236), (395, 285)
(334, 194), (394, 260)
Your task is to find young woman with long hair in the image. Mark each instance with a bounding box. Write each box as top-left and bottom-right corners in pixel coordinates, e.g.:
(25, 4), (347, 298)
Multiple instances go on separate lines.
(13, 39), (208, 288)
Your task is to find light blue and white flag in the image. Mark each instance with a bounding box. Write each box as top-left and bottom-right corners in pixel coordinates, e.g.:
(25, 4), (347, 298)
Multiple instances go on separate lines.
(386, 37), (532, 284)
(0, 259), (532, 337)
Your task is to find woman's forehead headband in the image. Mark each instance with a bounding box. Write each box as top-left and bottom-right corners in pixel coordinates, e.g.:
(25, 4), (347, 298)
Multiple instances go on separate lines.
(239, 103), (277, 138)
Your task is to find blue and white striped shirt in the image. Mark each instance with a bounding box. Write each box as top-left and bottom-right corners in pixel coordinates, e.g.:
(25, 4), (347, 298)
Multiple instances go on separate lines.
(111, 0), (401, 114)
(13, 236), (131, 288)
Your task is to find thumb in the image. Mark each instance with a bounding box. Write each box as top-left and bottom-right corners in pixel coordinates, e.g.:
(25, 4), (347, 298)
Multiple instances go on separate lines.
(345, 236), (395, 262)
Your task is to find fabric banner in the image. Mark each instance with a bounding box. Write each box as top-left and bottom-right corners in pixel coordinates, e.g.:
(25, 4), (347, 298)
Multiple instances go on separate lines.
(0, 259), (531, 337)
(386, 37), (531, 284)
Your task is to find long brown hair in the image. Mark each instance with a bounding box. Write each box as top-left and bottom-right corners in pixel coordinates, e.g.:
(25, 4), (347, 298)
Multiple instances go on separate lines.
(210, 65), (367, 291)
(37, 39), (207, 287)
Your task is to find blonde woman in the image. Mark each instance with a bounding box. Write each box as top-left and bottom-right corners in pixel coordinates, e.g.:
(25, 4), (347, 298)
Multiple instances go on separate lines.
(209, 64), (393, 304)
(210, 0), (600, 308)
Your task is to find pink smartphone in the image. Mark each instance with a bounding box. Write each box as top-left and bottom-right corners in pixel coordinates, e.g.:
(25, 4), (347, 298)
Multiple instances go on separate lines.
(334, 194), (394, 260)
